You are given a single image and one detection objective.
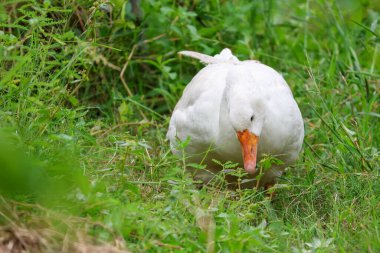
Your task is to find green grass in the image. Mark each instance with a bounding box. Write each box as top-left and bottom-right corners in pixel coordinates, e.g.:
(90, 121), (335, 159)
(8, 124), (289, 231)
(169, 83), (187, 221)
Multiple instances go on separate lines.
(0, 0), (379, 252)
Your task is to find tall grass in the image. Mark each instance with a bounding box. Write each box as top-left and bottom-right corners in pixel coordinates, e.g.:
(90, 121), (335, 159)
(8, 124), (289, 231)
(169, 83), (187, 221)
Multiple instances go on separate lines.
(0, 0), (379, 252)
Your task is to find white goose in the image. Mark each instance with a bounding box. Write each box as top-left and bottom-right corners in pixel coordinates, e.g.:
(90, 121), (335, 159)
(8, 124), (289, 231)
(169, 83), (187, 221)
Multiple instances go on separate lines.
(167, 49), (304, 188)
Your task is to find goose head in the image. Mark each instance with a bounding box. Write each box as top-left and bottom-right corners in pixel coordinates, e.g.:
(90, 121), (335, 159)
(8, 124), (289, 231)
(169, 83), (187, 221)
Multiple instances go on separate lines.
(224, 66), (266, 175)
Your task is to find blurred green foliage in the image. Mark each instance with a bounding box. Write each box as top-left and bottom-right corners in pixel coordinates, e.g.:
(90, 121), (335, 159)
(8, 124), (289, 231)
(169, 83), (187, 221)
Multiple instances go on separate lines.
(0, 127), (91, 212)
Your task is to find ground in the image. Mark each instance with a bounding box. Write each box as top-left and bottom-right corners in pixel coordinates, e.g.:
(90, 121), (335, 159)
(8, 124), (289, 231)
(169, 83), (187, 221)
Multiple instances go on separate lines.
(0, 0), (379, 252)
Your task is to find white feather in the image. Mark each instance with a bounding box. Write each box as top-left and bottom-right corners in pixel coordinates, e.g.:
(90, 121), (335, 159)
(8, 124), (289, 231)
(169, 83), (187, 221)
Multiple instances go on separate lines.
(178, 48), (240, 65)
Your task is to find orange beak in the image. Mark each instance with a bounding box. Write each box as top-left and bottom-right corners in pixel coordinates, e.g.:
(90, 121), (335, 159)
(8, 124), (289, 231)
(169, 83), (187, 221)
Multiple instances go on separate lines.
(236, 129), (259, 174)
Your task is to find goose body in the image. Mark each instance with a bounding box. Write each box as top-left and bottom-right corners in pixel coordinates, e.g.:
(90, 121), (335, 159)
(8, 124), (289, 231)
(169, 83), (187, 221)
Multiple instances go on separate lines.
(167, 49), (304, 188)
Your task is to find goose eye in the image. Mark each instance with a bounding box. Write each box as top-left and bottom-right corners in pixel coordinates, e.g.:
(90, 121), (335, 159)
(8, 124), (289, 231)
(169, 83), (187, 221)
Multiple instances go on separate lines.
(250, 115), (255, 121)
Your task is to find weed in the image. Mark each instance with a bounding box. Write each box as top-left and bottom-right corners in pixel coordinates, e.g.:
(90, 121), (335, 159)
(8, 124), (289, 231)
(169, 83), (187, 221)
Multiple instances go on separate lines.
(0, 0), (379, 252)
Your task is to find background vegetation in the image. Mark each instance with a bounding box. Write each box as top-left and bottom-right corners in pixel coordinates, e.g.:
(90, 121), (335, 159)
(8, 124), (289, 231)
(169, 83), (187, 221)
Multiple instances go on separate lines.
(0, 0), (379, 252)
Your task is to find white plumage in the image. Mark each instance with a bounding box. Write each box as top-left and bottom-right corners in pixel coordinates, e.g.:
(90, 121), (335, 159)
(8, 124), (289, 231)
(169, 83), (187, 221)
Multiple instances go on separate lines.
(167, 49), (304, 188)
